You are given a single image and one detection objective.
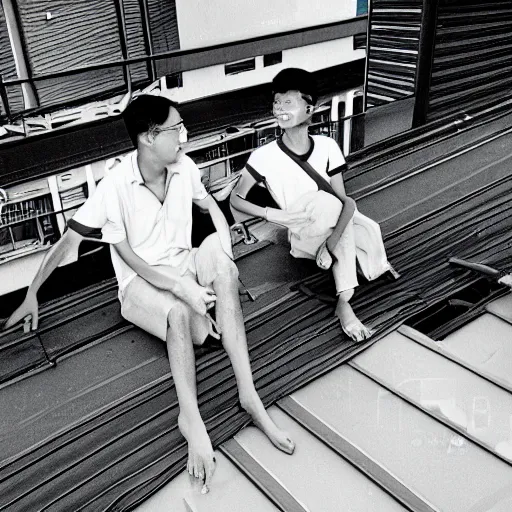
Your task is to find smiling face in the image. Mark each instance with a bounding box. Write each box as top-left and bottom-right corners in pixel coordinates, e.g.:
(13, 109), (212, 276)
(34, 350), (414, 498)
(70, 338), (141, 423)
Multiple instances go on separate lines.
(272, 90), (313, 129)
(149, 106), (188, 165)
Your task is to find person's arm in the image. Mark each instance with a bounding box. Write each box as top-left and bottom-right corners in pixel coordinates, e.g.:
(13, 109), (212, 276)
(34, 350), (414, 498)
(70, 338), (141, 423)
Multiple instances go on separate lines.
(194, 194), (234, 260)
(114, 239), (216, 316)
(230, 169), (311, 228)
(4, 228), (86, 330)
(325, 172), (356, 253)
(5, 172), (122, 331)
(230, 169), (267, 219)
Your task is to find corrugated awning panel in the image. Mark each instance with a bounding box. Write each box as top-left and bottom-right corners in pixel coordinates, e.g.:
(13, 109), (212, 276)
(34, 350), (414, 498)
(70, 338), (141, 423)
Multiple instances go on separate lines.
(365, 0), (422, 108)
(428, 1), (512, 120)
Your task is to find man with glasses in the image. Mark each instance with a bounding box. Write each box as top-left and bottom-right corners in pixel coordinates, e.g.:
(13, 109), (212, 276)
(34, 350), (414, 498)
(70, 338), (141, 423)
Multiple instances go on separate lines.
(5, 94), (294, 493)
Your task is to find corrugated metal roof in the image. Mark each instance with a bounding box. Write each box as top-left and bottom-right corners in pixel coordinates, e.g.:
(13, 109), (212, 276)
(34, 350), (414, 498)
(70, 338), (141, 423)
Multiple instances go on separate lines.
(1, 107), (512, 510)
(138, 294), (512, 512)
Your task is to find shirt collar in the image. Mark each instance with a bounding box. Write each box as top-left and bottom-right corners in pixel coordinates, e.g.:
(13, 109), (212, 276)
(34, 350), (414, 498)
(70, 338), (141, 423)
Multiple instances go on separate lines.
(277, 135), (315, 162)
(130, 151), (182, 185)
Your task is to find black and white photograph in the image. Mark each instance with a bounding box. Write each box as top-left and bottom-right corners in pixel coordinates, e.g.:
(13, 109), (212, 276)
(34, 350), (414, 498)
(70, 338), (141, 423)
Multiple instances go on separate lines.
(1, 0), (512, 510)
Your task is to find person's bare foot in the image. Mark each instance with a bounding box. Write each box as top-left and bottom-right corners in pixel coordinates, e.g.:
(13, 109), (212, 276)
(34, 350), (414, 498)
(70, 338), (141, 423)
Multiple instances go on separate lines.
(241, 393), (295, 454)
(178, 413), (216, 493)
(335, 300), (373, 342)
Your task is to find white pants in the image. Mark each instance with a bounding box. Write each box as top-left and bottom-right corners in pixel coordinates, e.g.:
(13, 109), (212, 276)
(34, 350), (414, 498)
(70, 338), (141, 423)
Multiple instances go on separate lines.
(287, 191), (391, 293)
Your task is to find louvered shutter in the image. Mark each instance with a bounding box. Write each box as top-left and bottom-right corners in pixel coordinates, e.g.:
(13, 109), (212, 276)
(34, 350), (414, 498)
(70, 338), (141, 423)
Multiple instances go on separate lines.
(427, 1), (512, 120)
(365, 0), (423, 108)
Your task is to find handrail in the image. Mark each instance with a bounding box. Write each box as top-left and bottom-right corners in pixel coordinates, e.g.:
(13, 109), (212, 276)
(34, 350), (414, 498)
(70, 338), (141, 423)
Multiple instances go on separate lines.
(1, 16), (368, 86)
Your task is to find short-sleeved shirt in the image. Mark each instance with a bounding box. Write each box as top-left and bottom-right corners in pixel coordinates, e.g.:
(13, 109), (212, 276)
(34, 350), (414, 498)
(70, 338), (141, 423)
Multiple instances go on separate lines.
(69, 150), (208, 293)
(245, 135), (346, 210)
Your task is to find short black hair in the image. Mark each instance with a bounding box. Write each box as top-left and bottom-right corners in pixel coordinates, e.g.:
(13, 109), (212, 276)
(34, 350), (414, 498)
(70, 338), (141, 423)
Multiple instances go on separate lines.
(123, 94), (179, 146)
(272, 68), (318, 105)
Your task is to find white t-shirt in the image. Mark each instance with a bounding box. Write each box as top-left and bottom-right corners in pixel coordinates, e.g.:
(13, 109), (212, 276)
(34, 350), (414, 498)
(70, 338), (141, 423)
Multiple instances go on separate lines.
(245, 135), (346, 210)
(69, 151), (208, 293)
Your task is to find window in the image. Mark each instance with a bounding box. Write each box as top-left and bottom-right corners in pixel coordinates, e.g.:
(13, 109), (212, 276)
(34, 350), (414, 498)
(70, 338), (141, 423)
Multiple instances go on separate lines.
(357, 0), (368, 15)
(353, 33), (367, 50)
(225, 58), (256, 75)
(263, 51), (282, 67)
(0, 195), (58, 259)
(166, 72), (183, 89)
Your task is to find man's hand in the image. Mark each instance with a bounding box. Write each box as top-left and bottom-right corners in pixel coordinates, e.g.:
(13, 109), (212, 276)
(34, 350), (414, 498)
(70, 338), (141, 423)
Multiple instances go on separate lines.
(176, 277), (217, 316)
(266, 208), (311, 229)
(498, 274), (512, 288)
(316, 240), (334, 270)
(4, 290), (39, 331)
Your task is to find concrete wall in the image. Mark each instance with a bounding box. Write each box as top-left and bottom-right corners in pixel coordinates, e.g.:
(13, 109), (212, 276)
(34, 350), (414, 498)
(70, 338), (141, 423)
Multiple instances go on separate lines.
(167, 38), (365, 103)
(175, 0), (357, 49)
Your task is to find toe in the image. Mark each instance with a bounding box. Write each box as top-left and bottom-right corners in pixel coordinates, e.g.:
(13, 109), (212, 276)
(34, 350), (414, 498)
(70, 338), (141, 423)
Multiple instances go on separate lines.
(362, 327), (374, 340)
(192, 457), (201, 479)
(197, 458), (206, 482)
(286, 437), (296, 455)
(347, 325), (366, 342)
(356, 331), (366, 342)
(204, 455), (216, 488)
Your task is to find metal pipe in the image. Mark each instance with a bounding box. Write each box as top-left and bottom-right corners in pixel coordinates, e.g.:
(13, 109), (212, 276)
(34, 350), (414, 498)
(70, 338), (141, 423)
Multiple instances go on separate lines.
(137, 0), (156, 82)
(112, 0), (132, 94)
(0, 75), (11, 119)
(1, 0), (38, 110)
(412, 0), (440, 127)
(362, 0), (373, 112)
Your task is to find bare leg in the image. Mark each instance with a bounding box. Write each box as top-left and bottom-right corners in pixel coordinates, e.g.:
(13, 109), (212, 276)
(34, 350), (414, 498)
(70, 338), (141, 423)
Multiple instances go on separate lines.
(213, 262), (295, 454)
(166, 303), (215, 488)
(335, 288), (373, 342)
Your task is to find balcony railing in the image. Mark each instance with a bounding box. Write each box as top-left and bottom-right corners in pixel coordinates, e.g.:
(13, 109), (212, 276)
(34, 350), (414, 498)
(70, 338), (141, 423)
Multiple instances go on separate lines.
(0, 2), (367, 122)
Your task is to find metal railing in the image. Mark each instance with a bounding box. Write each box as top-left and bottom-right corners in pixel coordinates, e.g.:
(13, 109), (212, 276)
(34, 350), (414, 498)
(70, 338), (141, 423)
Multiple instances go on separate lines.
(0, 1), (367, 121)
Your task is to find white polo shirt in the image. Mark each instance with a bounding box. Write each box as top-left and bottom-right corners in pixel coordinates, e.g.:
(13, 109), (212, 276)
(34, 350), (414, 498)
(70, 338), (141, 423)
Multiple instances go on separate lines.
(246, 135), (346, 210)
(69, 150), (208, 293)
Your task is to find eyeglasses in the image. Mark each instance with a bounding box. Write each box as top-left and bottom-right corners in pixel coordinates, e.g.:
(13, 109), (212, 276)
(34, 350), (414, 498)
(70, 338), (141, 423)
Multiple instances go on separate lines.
(155, 120), (186, 135)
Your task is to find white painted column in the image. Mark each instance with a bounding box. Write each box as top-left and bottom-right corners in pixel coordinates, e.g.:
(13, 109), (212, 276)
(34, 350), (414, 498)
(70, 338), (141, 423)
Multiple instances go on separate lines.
(343, 90), (355, 156)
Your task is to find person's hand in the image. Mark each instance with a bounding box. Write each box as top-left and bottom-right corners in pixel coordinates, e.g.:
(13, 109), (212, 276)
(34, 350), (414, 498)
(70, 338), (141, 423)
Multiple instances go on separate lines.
(266, 208), (311, 229)
(4, 290), (39, 331)
(498, 274), (512, 288)
(176, 277), (217, 316)
(316, 240), (333, 270)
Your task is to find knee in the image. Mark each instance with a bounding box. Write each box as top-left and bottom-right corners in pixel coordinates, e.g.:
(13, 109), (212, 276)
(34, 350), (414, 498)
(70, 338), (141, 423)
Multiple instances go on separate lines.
(337, 289), (355, 303)
(217, 254), (239, 280)
(167, 301), (190, 329)
(193, 335), (206, 347)
(209, 235), (239, 280)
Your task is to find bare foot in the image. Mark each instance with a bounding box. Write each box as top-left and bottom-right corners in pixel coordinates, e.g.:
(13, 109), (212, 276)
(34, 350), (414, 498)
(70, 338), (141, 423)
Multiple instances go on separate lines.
(178, 413), (216, 493)
(241, 394), (295, 454)
(335, 301), (373, 342)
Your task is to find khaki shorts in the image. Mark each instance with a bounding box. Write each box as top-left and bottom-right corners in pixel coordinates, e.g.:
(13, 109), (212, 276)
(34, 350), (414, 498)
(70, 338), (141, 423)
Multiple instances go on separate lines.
(120, 233), (231, 343)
